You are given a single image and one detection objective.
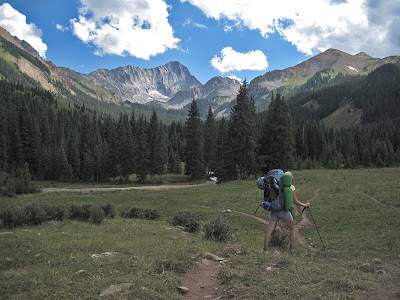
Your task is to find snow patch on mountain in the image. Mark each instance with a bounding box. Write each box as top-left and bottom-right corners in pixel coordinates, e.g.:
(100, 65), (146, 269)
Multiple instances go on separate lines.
(347, 66), (358, 72)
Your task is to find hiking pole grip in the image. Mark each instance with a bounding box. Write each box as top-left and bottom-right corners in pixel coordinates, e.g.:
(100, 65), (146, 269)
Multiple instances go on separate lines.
(302, 206), (307, 213)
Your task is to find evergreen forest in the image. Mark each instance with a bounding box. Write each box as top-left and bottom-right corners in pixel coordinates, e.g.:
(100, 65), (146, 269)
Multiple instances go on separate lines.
(1, 63), (400, 196)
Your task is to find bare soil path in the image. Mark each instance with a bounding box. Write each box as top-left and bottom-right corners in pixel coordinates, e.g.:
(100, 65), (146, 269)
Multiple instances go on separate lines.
(41, 181), (216, 193)
(182, 188), (323, 299)
(180, 258), (224, 300)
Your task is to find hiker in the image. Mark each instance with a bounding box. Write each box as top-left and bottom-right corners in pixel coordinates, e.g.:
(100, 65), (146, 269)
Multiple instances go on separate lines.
(263, 171), (310, 252)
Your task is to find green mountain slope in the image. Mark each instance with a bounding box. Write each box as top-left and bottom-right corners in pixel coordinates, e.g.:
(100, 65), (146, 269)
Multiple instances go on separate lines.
(288, 63), (400, 128)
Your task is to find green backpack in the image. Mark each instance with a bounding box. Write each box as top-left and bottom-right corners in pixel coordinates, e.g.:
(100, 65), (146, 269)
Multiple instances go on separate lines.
(282, 172), (294, 211)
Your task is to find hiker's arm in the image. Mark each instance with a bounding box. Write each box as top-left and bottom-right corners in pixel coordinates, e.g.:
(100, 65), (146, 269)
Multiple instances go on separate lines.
(293, 190), (310, 207)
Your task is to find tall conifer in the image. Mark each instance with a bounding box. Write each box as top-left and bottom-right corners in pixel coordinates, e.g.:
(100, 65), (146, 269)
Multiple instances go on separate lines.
(230, 80), (257, 178)
(184, 99), (204, 180)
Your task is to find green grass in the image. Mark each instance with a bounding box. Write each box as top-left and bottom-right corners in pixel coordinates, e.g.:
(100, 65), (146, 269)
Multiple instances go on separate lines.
(1, 168), (400, 299)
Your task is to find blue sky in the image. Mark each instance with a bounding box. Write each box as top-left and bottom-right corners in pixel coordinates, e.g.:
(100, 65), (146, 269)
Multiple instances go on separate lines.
(0, 0), (399, 84)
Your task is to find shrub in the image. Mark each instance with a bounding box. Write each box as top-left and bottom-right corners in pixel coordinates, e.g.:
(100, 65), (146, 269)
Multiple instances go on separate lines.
(269, 229), (289, 249)
(204, 215), (232, 242)
(43, 205), (67, 221)
(24, 204), (47, 226)
(88, 205), (105, 224)
(143, 208), (160, 220)
(100, 203), (116, 218)
(0, 207), (26, 228)
(1, 204), (47, 228)
(69, 204), (91, 221)
(121, 207), (143, 219)
(121, 207), (160, 220)
(171, 211), (200, 233)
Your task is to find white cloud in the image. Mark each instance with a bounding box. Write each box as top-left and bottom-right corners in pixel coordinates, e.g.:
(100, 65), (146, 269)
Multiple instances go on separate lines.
(56, 24), (69, 32)
(223, 25), (233, 32)
(70, 0), (180, 59)
(227, 75), (242, 82)
(183, 18), (207, 29)
(181, 0), (400, 57)
(0, 3), (47, 58)
(211, 47), (268, 73)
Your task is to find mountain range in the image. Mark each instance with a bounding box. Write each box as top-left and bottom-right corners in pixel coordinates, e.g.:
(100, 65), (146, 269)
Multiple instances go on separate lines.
(0, 25), (399, 119)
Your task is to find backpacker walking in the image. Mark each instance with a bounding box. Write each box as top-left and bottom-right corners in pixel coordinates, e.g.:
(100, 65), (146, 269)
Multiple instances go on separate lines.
(258, 170), (310, 252)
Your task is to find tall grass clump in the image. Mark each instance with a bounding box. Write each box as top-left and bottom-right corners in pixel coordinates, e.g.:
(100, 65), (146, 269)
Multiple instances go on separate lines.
(170, 211), (200, 233)
(204, 215), (233, 242)
(269, 229), (289, 249)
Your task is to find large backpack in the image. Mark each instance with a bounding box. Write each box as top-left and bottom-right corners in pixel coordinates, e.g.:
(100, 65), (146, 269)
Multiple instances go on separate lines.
(264, 169), (285, 211)
(258, 169), (294, 212)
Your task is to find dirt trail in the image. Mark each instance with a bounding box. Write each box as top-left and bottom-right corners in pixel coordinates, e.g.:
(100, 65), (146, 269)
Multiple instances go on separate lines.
(182, 188), (323, 299)
(363, 193), (400, 211)
(41, 181), (216, 193)
(328, 173), (399, 210)
(180, 258), (223, 300)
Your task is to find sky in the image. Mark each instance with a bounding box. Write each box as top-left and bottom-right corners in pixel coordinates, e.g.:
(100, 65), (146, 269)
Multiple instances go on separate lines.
(0, 0), (399, 84)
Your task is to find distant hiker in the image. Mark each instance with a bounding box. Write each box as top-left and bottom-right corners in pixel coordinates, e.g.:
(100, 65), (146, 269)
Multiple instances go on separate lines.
(261, 171), (310, 252)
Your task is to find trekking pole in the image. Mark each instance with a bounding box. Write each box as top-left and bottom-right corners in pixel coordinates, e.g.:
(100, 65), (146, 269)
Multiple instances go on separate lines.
(254, 203), (262, 215)
(302, 206), (326, 249)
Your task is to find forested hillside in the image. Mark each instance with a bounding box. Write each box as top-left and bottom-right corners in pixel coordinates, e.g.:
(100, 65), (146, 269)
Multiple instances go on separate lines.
(288, 63), (400, 124)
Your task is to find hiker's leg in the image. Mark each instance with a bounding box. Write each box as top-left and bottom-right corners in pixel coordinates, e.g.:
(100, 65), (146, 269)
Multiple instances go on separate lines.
(286, 220), (296, 248)
(264, 221), (277, 249)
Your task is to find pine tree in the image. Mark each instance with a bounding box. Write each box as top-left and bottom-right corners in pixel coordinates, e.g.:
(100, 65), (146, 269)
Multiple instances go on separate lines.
(148, 111), (159, 177)
(259, 93), (294, 172)
(153, 122), (168, 181)
(184, 99), (204, 180)
(118, 113), (135, 182)
(230, 80), (257, 178)
(136, 115), (150, 183)
(215, 118), (237, 182)
(54, 141), (72, 181)
(203, 106), (217, 173)
(66, 126), (81, 179)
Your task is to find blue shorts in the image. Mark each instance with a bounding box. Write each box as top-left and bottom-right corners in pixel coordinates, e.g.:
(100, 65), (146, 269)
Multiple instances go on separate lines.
(269, 210), (293, 224)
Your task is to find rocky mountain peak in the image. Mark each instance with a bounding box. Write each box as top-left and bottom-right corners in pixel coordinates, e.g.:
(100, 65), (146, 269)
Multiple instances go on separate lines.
(355, 52), (372, 58)
(85, 61), (201, 104)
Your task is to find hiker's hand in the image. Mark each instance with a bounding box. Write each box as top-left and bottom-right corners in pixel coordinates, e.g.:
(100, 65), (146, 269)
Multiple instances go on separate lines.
(303, 202), (311, 207)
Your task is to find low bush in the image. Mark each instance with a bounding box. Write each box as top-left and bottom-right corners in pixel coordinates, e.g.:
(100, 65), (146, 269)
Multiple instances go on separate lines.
(68, 204), (105, 224)
(121, 207), (160, 220)
(43, 205), (67, 221)
(203, 215), (232, 242)
(69, 204), (91, 221)
(170, 211), (200, 233)
(121, 207), (142, 219)
(0, 207), (27, 228)
(0, 203), (110, 228)
(24, 204), (47, 226)
(88, 205), (105, 225)
(100, 203), (116, 218)
(269, 229), (289, 249)
(143, 208), (160, 220)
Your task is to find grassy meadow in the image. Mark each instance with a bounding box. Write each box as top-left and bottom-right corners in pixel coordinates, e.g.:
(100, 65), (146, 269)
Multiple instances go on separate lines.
(0, 168), (399, 299)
